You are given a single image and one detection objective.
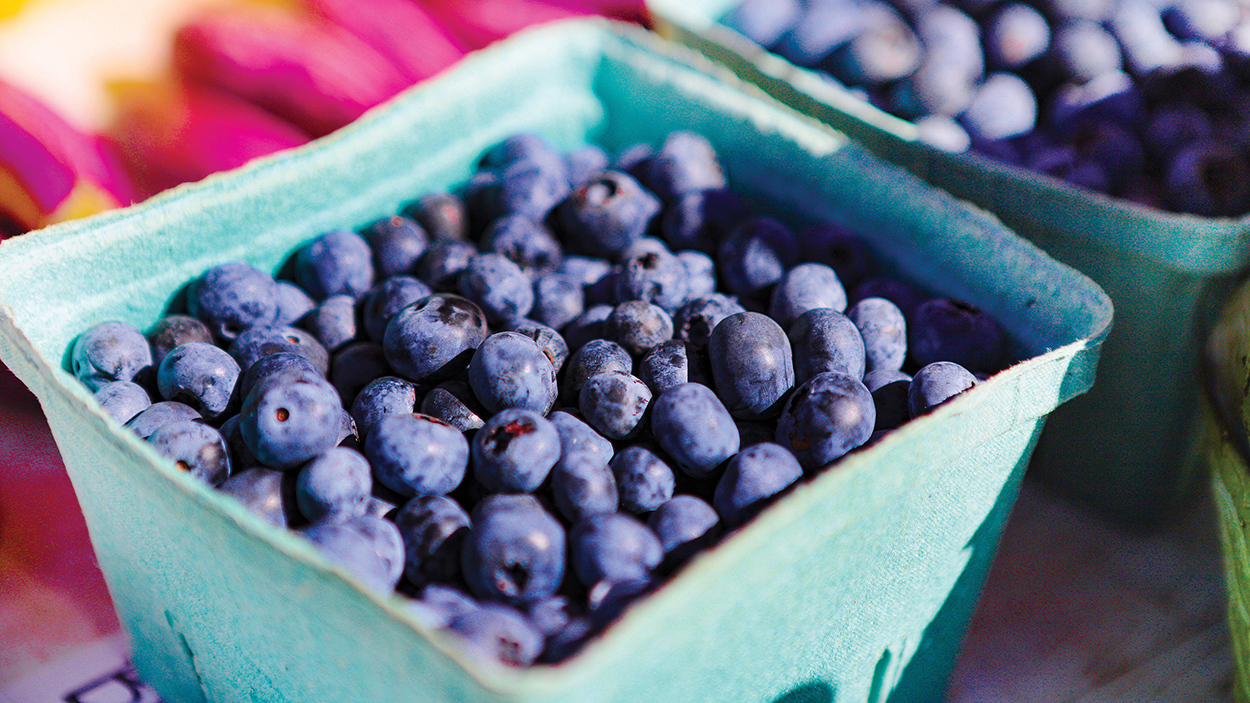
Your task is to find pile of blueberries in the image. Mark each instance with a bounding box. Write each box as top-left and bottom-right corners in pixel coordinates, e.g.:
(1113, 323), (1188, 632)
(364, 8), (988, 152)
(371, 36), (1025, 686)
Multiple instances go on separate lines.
(725, 0), (1250, 217)
(71, 130), (1007, 668)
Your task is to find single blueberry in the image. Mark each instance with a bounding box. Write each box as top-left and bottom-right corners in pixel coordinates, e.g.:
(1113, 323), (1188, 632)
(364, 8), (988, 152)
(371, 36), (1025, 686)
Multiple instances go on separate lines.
(713, 442), (803, 528)
(148, 315), (214, 368)
(461, 494), (566, 605)
(415, 238), (477, 292)
(775, 371), (876, 471)
(611, 444), (676, 515)
(156, 341), (241, 422)
(863, 369), (912, 431)
(394, 494), (471, 588)
(708, 311), (795, 420)
(420, 381), (485, 433)
(847, 297), (907, 373)
(677, 250), (717, 301)
(1051, 19), (1122, 83)
(651, 382), (740, 479)
(72, 321), (153, 392)
(908, 361), (977, 417)
(468, 331), (559, 416)
(605, 301), (674, 357)
(239, 368), (343, 470)
(645, 131), (727, 203)
(637, 339), (699, 396)
(294, 229), (375, 302)
(361, 275), (434, 342)
(300, 294), (358, 353)
(772, 0), (863, 67)
(295, 447), (372, 523)
(187, 261), (280, 341)
(472, 408), (561, 494)
(561, 304), (615, 354)
(505, 319), (569, 374)
(822, 2), (922, 86)
(548, 410), (615, 468)
(565, 144), (611, 189)
(93, 380), (151, 425)
(723, 0), (802, 47)
(717, 217), (800, 301)
(405, 191), (467, 242)
(273, 281), (316, 327)
(448, 602), (545, 668)
(550, 453), (619, 524)
(984, 4), (1051, 70)
(531, 272), (586, 331)
(614, 247), (688, 313)
(648, 494), (721, 562)
(298, 515), (405, 594)
(217, 466), (299, 527)
(382, 293), (489, 383)
(673, 294), (747, 351)
(364, 215), (429, 279)
(569, 511), (663, 586)
(148, 419), (231, 486)
(553, 170), (661, 259)
(768, 263), (848, 329)
(578, 370), (652, 441)
(1163, 140), (1250, 217)
(959, 72), (1038, 142)
(365, 412), (469, 496)
(909, 298), (1006, 374)
(458, 252), (535, 327)
(125, 401), (202, 440)
(483, 214), (564, 280)
(229, 324), (330, 378)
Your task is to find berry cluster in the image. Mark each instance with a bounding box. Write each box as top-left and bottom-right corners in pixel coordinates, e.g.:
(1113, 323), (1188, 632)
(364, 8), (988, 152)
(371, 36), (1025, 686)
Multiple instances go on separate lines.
(71, 130), (1007, 667)
(725, 0), (1250, 216)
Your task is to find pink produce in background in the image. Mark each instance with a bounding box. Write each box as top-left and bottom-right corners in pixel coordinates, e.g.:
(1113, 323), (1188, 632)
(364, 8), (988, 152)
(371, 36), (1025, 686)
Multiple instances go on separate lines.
(303, 0), (466, 84)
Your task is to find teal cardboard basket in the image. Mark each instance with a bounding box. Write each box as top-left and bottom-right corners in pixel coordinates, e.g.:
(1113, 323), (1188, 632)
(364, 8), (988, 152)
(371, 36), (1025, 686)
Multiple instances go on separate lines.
(0, 20), (1111, 703)
(648, 0), (1249, 528)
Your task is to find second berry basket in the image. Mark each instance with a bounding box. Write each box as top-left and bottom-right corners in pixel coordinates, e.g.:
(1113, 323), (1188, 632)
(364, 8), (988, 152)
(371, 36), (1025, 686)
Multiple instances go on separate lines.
(647, 0), (1249, 528)
(0, 20), (1110, 703)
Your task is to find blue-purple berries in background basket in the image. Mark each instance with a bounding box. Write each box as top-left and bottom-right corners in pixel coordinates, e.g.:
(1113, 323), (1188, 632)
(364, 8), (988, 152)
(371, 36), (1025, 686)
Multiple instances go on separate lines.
(70, 129), (1009, 668)
(725, 0), (1250, 217)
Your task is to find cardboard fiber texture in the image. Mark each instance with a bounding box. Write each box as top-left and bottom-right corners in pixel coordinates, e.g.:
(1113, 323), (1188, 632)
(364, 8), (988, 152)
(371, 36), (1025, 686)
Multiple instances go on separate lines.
(0, 20), (1111, 703)
(648, 0), (1243, 529)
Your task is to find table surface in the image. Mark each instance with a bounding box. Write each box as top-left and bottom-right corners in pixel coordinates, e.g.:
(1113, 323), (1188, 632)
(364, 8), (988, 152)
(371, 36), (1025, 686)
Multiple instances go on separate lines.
(0, 362), (1237, 702)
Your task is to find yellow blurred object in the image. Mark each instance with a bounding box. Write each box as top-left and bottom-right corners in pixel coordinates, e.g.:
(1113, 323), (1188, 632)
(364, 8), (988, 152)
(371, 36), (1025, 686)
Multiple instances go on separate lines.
(0, 0), (35, 21)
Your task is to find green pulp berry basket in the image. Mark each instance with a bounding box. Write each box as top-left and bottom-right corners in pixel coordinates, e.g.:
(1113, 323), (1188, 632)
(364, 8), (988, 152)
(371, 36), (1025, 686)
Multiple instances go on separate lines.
(0, 20), (1110, 703)
(647, 0), (1247, 528)
(1204, 275), (1250, 703)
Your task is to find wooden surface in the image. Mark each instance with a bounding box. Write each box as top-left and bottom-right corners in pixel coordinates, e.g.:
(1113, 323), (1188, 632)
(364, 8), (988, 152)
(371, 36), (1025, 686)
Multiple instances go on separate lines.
(0, 361), (1237, 700)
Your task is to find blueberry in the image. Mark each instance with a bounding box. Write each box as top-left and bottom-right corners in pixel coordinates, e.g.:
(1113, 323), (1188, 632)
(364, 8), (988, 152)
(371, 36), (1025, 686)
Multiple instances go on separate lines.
(605, 301), (674, 357)
(187, 261), (280, 341)
(609, 444), (676, 515)
(797, 224), (873, 292)
(553, 170), (661, 259)
(1163, 0), (1241, 42)
(614, 247), (688, 313)
(851, 277), (926, 323)
(472, 408), (561, 493)
(960, 72), (1038, 141)
(769, 262), (848, 330)
(676, 250), (717, 301)
(448, 602), (545, 668)
(156, 341), (241, 422)
(240, 367), (343, 470)
(458, 252), (535, 327)
(569, 511), (663, 586)
(394, 494), (471, 588)
(328, 341), (391, 408)
(415, 238), (476, 292)
(908, 361), (977, 417)
(482, 215), (563, 280)
(645, 131), (727, 203)
(125, 401), (202, 440)
(294, 229), (375, 301)
(1163, 140), (1250, 217)
(550, 452), (619, 524)
(915, 115), (972, 153)
(548, 410), (615, 467)
(364, 412), (468, 496)
(637, 339), (702, 396)
(909, 298), (1006, 374)
(1046, 71), (1145, 134)
(218, 466), (299, 527)
(419, 381), (485, 433)
(481, 132), (565, 173)
(364, 215), (429, 280)
(651, 382), (740, 479)
(461, 494), (566, 605)
(468, 331), (559, 415)
(562, 338), (632, 405)
(72, 321), (153, 392)
(847, 297), (907, 374)
(713, 442), (803, 528)
(578, 370), (652, 441)
(229, 325), (330, 378)
(300, 294), (358, 353)
(361, 276), (434, 342)
(148, 419), (231, 486)
(863, 369), (912, 432)
(383, 293), (488, 383)
(525, 594), (574, 637)
(565, 144), (611, 189)
(1051, 19), (1122, 83)
(93, 380), (151, 425)
(531, 272), (585, 331)
(822, 1), (921, 86)
(983, 4), (1051, 70)
(773, 0), (864, 67)
(648, 494), (721, 560)
(405, 192), (467, 242)
(298, 515), (405, 594)
(273, 281), (316, 327)
(556, 256), (613, 288)
(505, 319), (569, 373)
(1110, 0), (1184, 75)
(660, 188), (755, 255)
(561, 304), (616, 354)
(295, 447), (372, 523)
(673, 294), (747, 351)
(412, 583), (478, 626)
(148, 315), (214, 368)
(708, 311), (795, 420)
(775, 371), (875, 470)
(717, 216), (799, 301)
